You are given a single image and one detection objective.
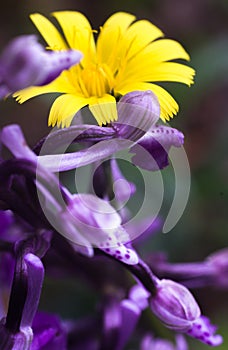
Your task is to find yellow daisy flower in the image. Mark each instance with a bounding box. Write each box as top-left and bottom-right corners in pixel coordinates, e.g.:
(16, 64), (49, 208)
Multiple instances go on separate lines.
(14, 11), (195, 127)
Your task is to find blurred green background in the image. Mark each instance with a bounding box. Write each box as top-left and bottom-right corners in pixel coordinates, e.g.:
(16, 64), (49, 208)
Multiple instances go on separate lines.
(0, 1), (227, 349)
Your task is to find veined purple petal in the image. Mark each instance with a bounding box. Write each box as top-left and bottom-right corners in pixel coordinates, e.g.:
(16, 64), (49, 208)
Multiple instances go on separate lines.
(37, 138), (131, 172)
(34, 125), (115, 154)
(130, 125), (184, 171)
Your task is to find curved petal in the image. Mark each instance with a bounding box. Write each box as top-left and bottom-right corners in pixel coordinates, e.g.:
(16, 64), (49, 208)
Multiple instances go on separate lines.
(89, 94), (117, 126)
(48, 94), (89, 127)
(97, 12), (135, 70)
(52, 11), (96, 65)
(119, 62), (195, 87)
(120, 19), (164, 61)
(30, 13), (67, 50)
(115, 82), (179, 121)
(13, 71), (76, 103)
(142, 39), (190, 62)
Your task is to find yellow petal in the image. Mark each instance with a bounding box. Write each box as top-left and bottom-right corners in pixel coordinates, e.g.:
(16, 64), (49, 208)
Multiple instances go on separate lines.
(13, 72), (76, 103)
(115, 82), (179, 122)
(142, 39), (190, 62)
(30, 13), (67, 50)
(89, 94), (117, 126)
(97, 12), (135, 69)
(52, 11), (96, 65)
(118, 62), (195, 87)
(48, 94), (89, 127)
(120, 19), (164, 61)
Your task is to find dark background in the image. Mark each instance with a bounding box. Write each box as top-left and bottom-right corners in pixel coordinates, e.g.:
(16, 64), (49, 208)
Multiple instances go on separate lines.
(0, 1), (228, 348)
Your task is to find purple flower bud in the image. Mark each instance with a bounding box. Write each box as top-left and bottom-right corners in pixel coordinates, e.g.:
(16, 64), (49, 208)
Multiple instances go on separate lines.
(150, 279), (223, 346)
(0, 35), (82, 98)
(115, 90), (160, 141)
(150, 279), (201, 331)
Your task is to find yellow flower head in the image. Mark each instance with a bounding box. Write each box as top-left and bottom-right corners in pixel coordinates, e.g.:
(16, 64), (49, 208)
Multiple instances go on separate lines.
(14, 11), (195, 127)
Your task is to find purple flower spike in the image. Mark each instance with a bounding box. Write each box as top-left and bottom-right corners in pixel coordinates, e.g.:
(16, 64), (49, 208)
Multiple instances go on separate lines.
(0, 35), (82, 98)
(150, 279), (201, 331)
(187, 316), (223, 346)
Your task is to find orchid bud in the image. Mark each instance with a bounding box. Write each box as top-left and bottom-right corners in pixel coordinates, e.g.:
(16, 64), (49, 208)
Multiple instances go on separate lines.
(150, 279), (201, 331)
(115, 90), (160, 141)
(0, 35), (82, 98)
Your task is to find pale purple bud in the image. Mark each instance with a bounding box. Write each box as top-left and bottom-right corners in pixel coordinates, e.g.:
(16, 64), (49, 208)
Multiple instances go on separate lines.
(150, 279), (201, 331)
(115, 90), (160, 141)
(0, 35), (82, 98)
(119, 90), (160, 117)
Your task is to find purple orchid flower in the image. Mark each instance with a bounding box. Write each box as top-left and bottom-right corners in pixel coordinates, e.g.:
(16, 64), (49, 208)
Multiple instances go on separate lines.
(29, 91), (184, 174)
(0, 35), (82, 98)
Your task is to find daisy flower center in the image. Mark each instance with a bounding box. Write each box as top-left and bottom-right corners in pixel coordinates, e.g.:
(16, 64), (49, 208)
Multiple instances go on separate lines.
(79, 63), (114, 98)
